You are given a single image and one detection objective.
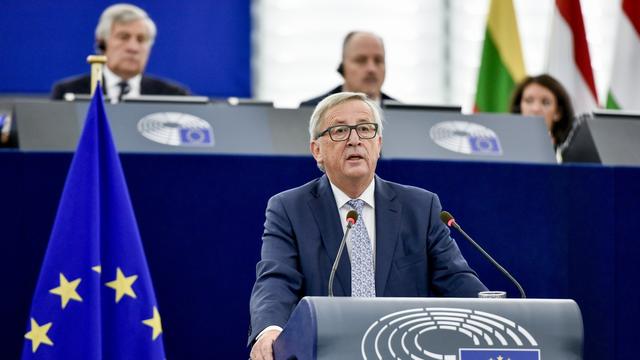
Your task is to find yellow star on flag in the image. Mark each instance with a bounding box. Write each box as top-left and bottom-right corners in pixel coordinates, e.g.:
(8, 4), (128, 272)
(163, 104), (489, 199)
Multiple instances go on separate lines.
(49, 273), (82, 309)
(105, 267), (138, 303)
(92, 265), (102, 274)
(142, 306), (163, 340)
(24, 318), (54, 353)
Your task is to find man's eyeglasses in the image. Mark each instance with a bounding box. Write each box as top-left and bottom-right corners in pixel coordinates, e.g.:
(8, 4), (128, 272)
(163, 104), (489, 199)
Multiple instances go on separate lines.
(315, 123), (379, 142)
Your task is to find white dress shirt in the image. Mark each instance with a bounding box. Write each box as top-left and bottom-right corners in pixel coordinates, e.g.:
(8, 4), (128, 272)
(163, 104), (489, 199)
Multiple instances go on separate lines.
(329, 178), (376, 259)
(103, 66), (142, 103)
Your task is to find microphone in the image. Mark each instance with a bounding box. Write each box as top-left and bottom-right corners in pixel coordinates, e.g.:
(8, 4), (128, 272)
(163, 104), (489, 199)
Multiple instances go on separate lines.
(328, 210), (358, 297)
(440, 211), (526, 298)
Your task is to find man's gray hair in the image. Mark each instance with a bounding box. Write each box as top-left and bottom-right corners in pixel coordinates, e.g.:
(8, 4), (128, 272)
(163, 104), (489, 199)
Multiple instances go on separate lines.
(95, 4), (157, 46)
(308, 92), (384, 142)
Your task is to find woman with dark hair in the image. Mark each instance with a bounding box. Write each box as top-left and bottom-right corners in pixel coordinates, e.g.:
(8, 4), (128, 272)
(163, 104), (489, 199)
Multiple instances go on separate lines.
(510, 74), (575, 149)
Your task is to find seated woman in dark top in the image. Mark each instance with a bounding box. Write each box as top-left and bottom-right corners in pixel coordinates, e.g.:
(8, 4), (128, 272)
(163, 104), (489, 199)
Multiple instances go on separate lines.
(510, 74), (575, 155)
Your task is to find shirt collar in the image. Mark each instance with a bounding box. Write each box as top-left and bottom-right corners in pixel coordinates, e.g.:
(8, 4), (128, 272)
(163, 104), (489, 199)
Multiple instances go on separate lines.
(103, 66), (121, 88)
(330, 177), (376, 209)
(103, 66), (142, 97)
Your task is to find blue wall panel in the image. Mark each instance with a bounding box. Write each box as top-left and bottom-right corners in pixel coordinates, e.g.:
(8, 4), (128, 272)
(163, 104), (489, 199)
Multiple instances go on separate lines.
(0, 1), (251, 97)
(1, 152), (638, 359)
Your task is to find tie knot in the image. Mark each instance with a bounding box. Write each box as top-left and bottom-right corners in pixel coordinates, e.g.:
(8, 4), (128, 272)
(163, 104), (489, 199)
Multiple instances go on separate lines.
(348, 199), (365, 213)
(117, 81), (130, 102)
(118, 81), (130, 93)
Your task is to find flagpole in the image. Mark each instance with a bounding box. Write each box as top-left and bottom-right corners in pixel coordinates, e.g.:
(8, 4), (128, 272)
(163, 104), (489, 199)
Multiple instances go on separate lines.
(86, 55), (107, 95)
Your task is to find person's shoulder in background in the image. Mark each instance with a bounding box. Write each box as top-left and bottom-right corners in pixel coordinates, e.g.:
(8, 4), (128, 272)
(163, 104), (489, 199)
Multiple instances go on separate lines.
(299, 86), (396, 107)
(299, 85), (342, 107)
(141, 74), (190, 96)
(51, 73), (190, 99)
(51, 74), (92, 100)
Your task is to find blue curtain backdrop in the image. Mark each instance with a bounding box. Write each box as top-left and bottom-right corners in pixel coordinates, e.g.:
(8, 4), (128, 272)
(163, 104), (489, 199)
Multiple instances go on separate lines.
(0, 0), (251, 97)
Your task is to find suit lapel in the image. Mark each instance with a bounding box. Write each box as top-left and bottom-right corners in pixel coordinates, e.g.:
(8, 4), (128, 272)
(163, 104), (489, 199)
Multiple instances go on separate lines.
(140, 76), (149, 94)
(374, 176), (401, 296)
(308, 175), (351, 296)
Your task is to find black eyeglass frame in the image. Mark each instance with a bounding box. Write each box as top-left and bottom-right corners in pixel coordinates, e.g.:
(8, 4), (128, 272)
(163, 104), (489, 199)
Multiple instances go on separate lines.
(315, 122), (379, 142)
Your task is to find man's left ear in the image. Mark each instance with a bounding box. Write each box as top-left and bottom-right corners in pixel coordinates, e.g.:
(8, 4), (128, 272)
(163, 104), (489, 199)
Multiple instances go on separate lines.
(95, 39), (106, 54)
(310, 140), (322, 162)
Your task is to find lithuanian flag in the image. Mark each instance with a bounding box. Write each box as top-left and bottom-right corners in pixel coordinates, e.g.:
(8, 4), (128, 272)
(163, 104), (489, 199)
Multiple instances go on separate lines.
(474, 0), (526, 113)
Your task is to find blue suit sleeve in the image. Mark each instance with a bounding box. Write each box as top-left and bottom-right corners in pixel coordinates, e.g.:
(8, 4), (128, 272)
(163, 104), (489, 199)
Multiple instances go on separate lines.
(248, 194), (304, 345)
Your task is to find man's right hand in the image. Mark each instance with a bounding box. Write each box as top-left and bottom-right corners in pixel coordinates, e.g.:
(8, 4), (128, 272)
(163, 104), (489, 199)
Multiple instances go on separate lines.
(250, 329), (281, 360)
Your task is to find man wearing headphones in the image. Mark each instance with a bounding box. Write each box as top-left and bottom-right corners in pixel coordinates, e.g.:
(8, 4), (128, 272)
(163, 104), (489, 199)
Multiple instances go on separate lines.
(300, 31), (395, 107)
(51, 4), (189, 102)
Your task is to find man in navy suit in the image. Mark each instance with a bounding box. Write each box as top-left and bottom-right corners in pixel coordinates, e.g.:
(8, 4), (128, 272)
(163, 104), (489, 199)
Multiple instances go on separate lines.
(51, 4), (188, 102)
(249, 92), (487, 360)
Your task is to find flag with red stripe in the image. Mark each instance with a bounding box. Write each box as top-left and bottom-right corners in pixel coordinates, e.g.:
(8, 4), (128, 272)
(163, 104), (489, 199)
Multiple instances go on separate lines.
(607, 0), (640, 110)
(547, 0), (598, 113)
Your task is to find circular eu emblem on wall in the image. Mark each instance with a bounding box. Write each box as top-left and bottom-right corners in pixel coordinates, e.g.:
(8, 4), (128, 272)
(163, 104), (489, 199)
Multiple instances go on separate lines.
(429, 121), (502, 155)
(137, 112), (214, 147)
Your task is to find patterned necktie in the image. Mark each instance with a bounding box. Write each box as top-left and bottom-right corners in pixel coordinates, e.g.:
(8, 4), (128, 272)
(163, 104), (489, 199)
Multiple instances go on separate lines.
(347, 199), (375, 297)
(117, 81), (130, 102)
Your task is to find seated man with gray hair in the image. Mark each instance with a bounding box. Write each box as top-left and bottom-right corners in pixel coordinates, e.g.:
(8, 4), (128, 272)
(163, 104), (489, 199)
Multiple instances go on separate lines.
(249, 92), (486, 360)
(52, 3), (189, 102)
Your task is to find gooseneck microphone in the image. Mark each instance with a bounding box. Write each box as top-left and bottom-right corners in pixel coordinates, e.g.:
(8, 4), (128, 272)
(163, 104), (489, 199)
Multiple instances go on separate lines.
(440, 211), (526, 298)
(328, 210), (359, 297)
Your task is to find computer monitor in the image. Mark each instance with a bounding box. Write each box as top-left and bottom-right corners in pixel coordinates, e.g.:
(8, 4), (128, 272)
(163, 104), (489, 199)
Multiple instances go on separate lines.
(561, 111), (640, 165)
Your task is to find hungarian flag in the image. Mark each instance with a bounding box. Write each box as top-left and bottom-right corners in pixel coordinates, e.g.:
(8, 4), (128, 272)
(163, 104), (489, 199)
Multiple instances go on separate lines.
(547, 0), (598, 113)
(607, 0), (640, 110)
(474, 0), (526, 113)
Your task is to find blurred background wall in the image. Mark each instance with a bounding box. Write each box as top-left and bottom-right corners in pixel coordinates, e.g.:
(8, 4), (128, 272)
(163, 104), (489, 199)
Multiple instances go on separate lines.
(0, 0), (619, 109)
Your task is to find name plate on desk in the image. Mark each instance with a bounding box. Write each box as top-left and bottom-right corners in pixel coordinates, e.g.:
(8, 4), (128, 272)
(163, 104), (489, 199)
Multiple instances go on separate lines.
(275, 297), (583, 360)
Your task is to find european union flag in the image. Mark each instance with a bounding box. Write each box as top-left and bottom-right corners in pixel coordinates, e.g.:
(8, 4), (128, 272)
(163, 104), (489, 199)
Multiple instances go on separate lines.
(21, 85), (165, 359)
(460, 348), (540, 359)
